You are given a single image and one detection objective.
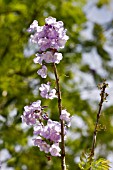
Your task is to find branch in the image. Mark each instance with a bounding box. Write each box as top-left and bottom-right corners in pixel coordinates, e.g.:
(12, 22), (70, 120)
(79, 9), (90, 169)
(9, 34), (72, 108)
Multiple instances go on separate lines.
(53, 63), (66, 170)
(89, 81), (108, 169)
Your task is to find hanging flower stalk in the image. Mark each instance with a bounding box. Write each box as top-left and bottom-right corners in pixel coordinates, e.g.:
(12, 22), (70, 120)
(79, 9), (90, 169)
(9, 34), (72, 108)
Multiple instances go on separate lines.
(21, 17), (70, 170)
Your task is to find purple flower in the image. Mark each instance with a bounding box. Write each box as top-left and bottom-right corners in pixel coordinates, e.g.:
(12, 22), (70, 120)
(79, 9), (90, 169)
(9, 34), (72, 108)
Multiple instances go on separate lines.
(60, 110), (71, 126)
(33, 136), (42, 146)
(43, 51), (54, 63)
(41, 126), (51, 139)
(33, 124), (43, 135)
(37, 65), (47, 78)
(38, 38), (51, 51)
(21, 113), (36, 125)
(53, 52), (63, 64)
(45, 17), (64, 29)
(49, 143), (61, 156)
(39, 141), (50, 153)
(47, 119), (61, 132)
(21, 105), (36, 125)
(33, 53), (44, 65)
(46, 119), (61, 142)
(32, 100), (42, 111)
(34, 51), (63, 65)
(45, 17), (56, 25)
(28, 16), (69, 52)
(50, 131), (61, 143)
(40, 119), (61, 142)
(57, 36), (69, 49)
(27, 20), (38, 32)
(33, 137), (50, 153)
(39, 82), (57, 99)
(21, 100), (42, 125)
(43, 51), (63, 64)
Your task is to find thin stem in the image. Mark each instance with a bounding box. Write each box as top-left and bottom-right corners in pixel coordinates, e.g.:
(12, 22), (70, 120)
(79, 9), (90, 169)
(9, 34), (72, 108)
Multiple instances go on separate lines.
(53, 63), (66, 170)
(89, 81), (108, 169)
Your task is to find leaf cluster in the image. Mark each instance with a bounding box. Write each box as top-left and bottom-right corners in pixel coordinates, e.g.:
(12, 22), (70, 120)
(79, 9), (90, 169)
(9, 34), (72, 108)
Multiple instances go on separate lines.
(79, 151), (110, 170)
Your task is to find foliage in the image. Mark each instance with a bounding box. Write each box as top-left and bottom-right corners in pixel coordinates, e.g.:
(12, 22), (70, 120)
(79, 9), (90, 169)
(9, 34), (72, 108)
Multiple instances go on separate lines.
(79, 151), (110, 170)
(0, 0), (113, 169)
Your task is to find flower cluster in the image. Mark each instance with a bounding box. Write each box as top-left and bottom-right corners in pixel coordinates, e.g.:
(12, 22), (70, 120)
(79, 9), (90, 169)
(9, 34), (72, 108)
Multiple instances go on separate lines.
(34, 51), (63, 65)
(22, 100), (70, 156)
(22, 17), (70, 157)
(39, 82), (57, 99)
(22, 100), (42, 125)
(28, 17), (69, 52)
(28, 16), (68, 78)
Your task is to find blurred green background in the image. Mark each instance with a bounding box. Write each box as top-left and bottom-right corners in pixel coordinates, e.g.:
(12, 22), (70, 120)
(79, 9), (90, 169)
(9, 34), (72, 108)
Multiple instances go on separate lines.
(0, 0), (113, 169)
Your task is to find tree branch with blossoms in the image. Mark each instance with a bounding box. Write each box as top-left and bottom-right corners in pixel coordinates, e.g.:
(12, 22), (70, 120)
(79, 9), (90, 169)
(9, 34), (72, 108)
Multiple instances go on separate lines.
(21, 17), (70, 170)
(53, 62), (66, 170)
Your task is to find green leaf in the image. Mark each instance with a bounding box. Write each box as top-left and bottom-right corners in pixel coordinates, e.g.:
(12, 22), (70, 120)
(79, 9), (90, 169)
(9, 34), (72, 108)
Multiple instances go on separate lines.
(91, 158), (111, 170)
